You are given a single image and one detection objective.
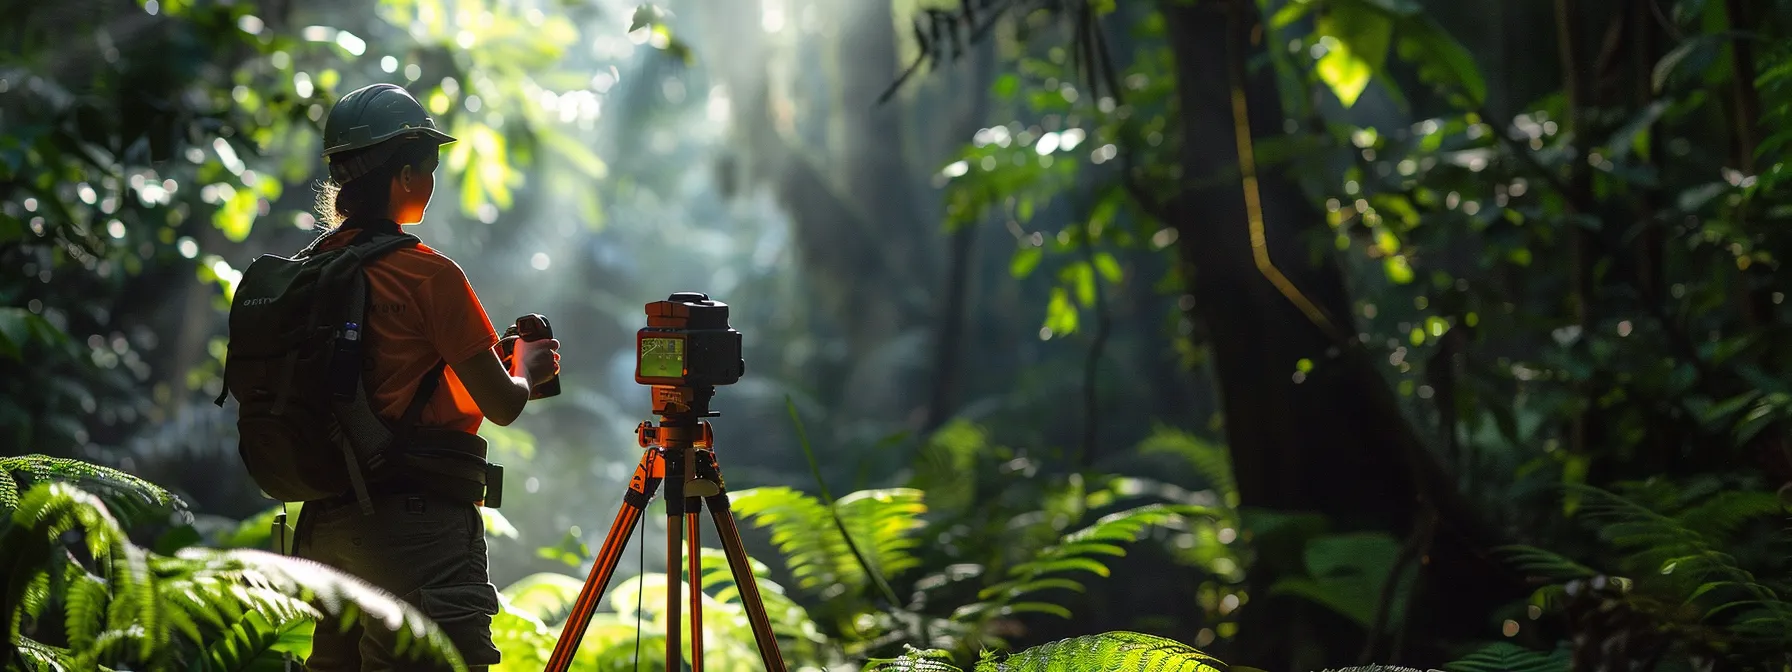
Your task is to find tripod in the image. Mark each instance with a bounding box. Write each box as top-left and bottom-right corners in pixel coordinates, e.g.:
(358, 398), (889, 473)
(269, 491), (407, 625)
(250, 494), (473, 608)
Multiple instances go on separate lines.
(544, 385), (787, 672)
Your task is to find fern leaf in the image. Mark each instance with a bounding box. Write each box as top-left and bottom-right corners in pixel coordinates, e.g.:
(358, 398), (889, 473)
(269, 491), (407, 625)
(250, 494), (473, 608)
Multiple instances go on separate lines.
(13, 636), (78, 672)
(1673, 490), (1785, 541)
(201, 610), (314, 672)
(6, 482), (129, 563)
(1000, 601), (1073, 618)
(499, 572), (585, 624)
(0, 455), (186, 526)
(63, 571), (108, 652)
(973, 631), (1227, 672)
(1441, 642), (1568, 672)
(165, 548), (468, 671)
(0, 468), (17, 512)
(1137, 425), (1238, 507)
(975, 505), (1200, 612)
(20, 569), (50, 622)
(865, 644), (963, 672)
(731, 486), (928, 598)
(1493, 545), (1598, 581)
(837, 488), (929, 579)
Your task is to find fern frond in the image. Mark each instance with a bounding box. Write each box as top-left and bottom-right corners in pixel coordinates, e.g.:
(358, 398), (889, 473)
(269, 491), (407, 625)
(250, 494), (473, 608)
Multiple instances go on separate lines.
(731, 486), (929, 598)
(1137, 425), (1237, 507)
(864, 644), (963, 672)
(19, 569), (50, 622)
(837, 488), (929, 580)
(0, 469), (17, 512)
(12, 636), (78, 672)
(0, 455), (186, 526)
(200, 610), (314, 671)
(913, 420), (990, 513)
(165, 547), (467, 670)
(5, 482), (129, 564)
(693, 545), (826, 651)
(974, 505), (1203, 616)
(1441, 642), (1568, 672)
(1, 483), (129, 648)
(1673, 490), (1785, 541)
(63, 571), (108, 652)
(973, 631), (1228, 672)
(1493, 545), (1598, 581)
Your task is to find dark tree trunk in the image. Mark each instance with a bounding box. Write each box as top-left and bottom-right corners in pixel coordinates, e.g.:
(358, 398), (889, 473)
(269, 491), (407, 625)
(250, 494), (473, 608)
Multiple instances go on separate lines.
(1160, 1), (1524, 668)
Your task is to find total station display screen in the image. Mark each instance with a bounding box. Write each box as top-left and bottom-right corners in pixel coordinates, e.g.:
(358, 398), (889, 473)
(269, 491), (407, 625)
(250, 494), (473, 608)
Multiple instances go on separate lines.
(639, 337), (685, 378)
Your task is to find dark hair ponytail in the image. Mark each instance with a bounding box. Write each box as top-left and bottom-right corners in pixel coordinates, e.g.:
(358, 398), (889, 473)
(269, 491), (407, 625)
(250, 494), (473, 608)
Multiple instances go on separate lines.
(314, 139), (442, 229)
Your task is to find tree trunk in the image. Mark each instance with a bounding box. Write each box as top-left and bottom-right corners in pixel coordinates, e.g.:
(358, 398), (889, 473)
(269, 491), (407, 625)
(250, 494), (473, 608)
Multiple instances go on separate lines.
(1160, 1), (1523, 667)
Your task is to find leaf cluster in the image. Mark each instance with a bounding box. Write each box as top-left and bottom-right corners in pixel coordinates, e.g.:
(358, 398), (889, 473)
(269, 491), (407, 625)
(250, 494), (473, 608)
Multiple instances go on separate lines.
(0, 457), (467, 671)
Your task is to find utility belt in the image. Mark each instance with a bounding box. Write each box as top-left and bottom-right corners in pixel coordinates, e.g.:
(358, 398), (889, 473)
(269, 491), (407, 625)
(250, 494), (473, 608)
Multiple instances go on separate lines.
(314, 427), (506, 511)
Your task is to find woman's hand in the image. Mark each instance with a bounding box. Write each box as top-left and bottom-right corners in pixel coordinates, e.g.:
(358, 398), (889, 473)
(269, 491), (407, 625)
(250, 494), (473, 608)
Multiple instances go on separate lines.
(512, 336), (561, 389)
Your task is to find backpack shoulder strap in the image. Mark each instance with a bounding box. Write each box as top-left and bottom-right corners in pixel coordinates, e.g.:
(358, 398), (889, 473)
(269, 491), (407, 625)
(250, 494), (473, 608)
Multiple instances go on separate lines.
(322, 231), (423, 515)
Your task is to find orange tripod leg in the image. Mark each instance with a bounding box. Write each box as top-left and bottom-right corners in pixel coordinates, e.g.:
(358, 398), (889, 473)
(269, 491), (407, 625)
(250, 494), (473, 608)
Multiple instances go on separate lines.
(663, 446), (686, 672)
(543, 447), (663, 672)
(696, 448), (789, 672)
(688, 507), (704, 672)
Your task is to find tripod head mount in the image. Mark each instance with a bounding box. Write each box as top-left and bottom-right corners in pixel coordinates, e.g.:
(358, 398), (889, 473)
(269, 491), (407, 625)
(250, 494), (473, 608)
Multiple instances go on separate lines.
(648, 384), (719, 421)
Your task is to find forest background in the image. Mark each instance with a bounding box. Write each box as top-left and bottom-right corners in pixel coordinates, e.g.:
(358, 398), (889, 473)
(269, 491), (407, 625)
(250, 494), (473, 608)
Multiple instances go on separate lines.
(3, 0), (1791, 670)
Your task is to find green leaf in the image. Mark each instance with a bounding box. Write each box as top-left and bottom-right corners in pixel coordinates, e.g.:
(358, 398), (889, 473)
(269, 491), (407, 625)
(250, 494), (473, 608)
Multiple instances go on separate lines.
(1045, 287), (1079, 335)
(1010, 246), (1043, 278)
(866, 645), (962, 672)
(203, 611), (314, 672)
(1093, 253), (1123, 283)
(971, 631), (1228, 672)
(1269, 532), (1414, 629)
(1492, 545), (1598, 581)
(992, 73), (1020, 99)
(1384, 255), (1414, 284)
(1394, 17), (1487, 106)
(1269, 1), (1315, 29)
(499, 572), (585, 622)
(1604, 100), (1670, 162)
(1443, 642), (1568, 672)
(1003, 601), (1074, 618)
(1652, 32), (1732, 93)
(1066, 262), (1097, 306)
(1315, 3), (1393, 108)
(480, 507), (518, 539)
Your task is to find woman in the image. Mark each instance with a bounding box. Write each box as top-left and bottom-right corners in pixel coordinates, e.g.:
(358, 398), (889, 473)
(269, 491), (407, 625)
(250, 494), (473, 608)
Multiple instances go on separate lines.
(294, 83), (559, 671)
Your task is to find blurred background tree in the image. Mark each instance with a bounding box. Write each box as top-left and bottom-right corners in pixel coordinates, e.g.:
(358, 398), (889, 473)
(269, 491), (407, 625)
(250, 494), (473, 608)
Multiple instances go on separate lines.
(4, 0), (1791, 670)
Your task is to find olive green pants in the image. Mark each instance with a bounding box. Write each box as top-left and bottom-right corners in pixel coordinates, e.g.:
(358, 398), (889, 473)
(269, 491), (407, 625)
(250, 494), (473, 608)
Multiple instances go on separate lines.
(295, 489), (503, 671)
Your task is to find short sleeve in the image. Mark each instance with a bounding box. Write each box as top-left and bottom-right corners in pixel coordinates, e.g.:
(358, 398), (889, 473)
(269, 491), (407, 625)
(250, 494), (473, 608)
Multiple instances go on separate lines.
(416, 261), (499, 365)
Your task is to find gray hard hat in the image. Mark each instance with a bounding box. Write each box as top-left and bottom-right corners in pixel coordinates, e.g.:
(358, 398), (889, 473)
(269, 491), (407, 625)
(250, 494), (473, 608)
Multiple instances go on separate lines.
(321, 83), (456, 183)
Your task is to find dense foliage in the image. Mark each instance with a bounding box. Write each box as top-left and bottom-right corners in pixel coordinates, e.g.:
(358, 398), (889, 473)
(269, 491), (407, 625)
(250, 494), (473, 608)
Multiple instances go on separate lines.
(5, 0), (1792, 670)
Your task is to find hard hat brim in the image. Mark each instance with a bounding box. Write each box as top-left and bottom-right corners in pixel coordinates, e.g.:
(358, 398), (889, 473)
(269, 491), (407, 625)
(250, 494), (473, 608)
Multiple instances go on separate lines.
(321, 125), (458, 157)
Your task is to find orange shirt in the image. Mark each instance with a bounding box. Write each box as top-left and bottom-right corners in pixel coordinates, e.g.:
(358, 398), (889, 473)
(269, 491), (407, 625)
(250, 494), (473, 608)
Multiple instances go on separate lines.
(314, 227), (498, 434)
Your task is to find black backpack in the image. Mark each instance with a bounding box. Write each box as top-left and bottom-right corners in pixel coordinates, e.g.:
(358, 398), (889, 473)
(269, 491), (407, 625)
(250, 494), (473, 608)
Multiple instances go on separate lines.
(213, 224), (451, 514)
